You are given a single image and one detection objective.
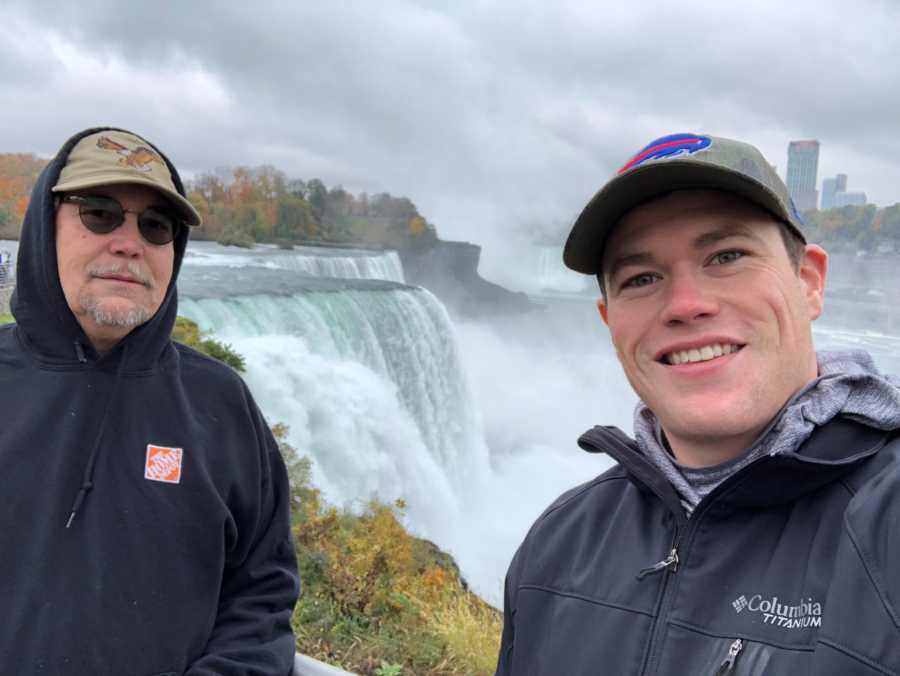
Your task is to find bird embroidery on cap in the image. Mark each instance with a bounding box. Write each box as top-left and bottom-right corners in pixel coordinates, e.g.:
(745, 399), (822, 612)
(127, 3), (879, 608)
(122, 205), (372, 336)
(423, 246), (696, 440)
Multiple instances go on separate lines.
(97, 135), (164, 173)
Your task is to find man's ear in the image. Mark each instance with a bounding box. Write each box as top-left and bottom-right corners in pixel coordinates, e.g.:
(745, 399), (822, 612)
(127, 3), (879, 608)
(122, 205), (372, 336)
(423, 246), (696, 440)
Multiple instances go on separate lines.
(798, 244), (828, 320)
(597, 298), (609, 325)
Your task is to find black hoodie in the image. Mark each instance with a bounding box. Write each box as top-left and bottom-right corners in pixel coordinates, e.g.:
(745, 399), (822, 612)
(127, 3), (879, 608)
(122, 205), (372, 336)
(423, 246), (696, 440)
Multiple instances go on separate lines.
(0, 128), (299, 676)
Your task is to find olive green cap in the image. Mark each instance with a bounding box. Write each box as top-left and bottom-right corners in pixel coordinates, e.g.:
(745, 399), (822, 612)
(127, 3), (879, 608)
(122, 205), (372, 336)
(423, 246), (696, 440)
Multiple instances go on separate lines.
(52, 130), (201, 226)
(564, 133), (806, 275)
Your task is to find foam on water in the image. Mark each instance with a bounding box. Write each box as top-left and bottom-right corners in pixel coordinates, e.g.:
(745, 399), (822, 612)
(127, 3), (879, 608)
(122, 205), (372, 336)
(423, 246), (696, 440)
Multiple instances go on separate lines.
(184, 242), (405, 283)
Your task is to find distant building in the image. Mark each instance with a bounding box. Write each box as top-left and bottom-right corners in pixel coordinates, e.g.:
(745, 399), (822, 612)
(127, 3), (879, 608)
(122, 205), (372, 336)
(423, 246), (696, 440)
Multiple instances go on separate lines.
(822, 173), (865, 209)
(821, 177), (837, 210)
(833, 191), (867, 207)
(786, 140), (820, 212)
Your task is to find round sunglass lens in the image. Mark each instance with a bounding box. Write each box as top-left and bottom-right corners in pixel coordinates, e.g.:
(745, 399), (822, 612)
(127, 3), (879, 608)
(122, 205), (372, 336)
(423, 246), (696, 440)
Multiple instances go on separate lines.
(79, 201), (122, 233)
(139, 210), (176, 245)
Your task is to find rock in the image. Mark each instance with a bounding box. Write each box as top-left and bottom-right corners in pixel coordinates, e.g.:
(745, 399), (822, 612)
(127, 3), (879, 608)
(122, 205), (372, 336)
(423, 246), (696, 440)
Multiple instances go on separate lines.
(399, 238), (533, 318)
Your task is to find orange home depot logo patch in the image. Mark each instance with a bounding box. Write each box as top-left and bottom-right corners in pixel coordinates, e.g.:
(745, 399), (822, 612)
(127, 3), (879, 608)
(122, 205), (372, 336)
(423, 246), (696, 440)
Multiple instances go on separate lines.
(144, 445), (184, 484)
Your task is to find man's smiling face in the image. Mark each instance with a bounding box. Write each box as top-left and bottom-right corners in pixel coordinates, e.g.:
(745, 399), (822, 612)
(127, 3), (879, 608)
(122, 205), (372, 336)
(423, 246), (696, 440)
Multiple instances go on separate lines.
(598, 190), (828, 466)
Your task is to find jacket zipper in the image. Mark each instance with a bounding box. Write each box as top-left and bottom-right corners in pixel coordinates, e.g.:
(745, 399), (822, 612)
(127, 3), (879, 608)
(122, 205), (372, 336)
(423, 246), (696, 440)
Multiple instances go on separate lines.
(714, 639), (744, 675)
(636, 547), (679, 579)
(638, 529), (681, 675)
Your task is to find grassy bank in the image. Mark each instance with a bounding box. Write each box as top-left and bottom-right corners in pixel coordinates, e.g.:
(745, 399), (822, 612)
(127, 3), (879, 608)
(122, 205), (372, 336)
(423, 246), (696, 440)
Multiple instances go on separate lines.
(280, 430), (502, 675)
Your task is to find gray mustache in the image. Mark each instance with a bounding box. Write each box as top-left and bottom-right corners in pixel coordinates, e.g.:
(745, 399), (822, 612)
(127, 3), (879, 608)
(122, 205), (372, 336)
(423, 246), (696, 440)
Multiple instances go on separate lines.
(88, 262), (154, 288)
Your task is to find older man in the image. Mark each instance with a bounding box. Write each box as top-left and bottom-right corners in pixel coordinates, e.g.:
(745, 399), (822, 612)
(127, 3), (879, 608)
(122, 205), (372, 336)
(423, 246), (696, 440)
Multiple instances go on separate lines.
(497, 134), (900, 674)
(0, 127), (299, 675)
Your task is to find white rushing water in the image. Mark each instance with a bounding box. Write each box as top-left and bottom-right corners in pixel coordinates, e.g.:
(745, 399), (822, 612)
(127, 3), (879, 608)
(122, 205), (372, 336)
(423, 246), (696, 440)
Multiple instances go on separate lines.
(183, 241), (405, 283)
(176, 242), (625, 603)
(179, 283), (618, 604)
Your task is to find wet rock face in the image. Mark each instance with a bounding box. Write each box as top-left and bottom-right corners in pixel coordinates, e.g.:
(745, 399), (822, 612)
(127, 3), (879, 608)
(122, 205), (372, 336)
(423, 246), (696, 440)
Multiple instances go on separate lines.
(400, 239), (532, 319)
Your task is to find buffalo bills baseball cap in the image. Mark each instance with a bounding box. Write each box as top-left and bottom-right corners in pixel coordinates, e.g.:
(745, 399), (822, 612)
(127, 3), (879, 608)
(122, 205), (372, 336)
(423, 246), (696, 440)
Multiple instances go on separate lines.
(563, 133), (807, 275)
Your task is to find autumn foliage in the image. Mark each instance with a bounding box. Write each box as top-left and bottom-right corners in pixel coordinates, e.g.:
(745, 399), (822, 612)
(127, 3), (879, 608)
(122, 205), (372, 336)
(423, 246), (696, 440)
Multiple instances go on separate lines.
(0, 154), (48, 237)
(0, 153), (437, 250)
(187, 167), (438, 250)
(275, 426), (502, 675)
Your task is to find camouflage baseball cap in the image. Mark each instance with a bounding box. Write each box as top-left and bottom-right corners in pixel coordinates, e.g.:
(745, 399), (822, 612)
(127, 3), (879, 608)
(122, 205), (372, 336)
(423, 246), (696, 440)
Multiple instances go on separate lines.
(563, 133), (806, 275)
(52, 129), (201, 226)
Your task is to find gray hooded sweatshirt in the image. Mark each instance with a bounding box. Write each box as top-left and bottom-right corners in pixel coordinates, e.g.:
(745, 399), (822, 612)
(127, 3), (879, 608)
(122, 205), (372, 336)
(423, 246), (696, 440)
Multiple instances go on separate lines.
(635, 350), (900, 513)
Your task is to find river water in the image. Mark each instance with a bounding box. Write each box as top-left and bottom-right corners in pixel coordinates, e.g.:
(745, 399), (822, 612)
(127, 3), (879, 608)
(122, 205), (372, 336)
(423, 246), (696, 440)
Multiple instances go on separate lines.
(3, 238), (899, 605)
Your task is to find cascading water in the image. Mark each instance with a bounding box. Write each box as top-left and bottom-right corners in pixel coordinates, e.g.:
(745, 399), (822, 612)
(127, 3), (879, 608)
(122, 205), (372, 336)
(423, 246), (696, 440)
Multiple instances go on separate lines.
(179, 273), (512, 583)
(183, 241), (405, 283)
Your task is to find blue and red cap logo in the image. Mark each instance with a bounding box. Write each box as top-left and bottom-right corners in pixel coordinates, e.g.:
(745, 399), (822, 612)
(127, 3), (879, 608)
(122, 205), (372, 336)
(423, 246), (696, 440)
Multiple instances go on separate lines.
(618, 133), (712, 174)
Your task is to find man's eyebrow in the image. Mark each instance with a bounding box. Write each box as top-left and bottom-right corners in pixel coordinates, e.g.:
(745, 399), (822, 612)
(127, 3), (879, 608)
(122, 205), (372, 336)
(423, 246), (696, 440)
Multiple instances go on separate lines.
(691, 222), (765, 248)
(605, 252), (657, 282)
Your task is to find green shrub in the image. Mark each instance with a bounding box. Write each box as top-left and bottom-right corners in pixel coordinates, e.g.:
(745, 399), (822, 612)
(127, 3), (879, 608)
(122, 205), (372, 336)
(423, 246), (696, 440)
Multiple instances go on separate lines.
(172, 316), (245, 372)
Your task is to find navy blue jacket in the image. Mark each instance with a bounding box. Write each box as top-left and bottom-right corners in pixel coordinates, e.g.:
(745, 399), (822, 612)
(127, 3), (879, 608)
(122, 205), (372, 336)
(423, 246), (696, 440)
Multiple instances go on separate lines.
(497, 421), (900, 675)
(0, 128), (299, 675)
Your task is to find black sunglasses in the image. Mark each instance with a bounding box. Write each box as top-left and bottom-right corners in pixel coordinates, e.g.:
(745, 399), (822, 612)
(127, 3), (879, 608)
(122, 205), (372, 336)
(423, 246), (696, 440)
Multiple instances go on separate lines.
(61, 194), (181, 245)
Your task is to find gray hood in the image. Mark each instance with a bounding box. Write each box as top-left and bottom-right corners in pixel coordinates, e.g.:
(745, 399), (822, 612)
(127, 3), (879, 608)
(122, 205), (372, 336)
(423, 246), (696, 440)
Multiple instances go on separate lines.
(635, 350), (900, 513)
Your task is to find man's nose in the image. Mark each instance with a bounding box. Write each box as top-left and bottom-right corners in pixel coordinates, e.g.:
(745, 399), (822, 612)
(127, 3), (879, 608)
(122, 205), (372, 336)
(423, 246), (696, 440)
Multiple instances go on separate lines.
(661, 270), (719, 326)
(107, 214), (144, 257)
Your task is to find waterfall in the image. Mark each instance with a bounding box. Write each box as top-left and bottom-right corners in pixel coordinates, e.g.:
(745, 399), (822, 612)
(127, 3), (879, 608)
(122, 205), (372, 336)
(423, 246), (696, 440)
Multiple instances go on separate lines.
(274, 251), (405, 282)
(183, 245), (405, 283)
(179, 287), (489, 535)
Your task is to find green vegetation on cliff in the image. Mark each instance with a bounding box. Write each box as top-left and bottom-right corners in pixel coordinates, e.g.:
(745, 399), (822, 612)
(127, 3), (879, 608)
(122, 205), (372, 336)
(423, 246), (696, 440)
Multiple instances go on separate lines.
(171, 316), (246, 371)
(277, 425), (502, 675)
(0, 313), (12, 325)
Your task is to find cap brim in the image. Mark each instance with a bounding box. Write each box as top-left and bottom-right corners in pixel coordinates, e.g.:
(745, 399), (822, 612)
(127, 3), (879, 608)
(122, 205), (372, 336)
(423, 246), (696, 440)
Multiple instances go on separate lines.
(52, 173), (202, 227)
(563, 161), (803, 275)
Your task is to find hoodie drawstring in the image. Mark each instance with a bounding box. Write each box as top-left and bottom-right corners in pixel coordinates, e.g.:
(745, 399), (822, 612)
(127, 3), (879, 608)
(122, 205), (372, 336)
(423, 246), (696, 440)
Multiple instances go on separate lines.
(66, 344), (128, 529)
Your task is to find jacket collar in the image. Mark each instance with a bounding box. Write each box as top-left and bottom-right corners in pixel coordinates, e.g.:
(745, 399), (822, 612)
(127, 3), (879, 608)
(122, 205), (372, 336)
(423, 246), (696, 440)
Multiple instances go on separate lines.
(579, 418), (893, 514)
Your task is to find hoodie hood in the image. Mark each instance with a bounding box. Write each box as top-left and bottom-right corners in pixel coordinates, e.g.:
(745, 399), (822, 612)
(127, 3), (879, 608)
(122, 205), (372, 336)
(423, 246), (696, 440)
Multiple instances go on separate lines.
(11, 126), (190, 370)
(633, 349), (900, 512)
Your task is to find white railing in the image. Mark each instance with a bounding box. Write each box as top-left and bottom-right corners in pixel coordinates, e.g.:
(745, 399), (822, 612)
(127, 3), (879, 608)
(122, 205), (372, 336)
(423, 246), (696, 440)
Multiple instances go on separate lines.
(294, 653), (356, 675)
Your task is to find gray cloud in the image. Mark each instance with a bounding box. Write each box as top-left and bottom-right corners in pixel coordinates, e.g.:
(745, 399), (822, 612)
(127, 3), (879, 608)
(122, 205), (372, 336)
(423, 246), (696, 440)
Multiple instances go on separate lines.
(1, 0), (898, 254)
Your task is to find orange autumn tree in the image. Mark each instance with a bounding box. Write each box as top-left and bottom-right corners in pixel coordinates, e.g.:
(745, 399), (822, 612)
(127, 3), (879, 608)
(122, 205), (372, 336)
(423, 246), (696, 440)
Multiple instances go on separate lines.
(0, 153), (48, 236)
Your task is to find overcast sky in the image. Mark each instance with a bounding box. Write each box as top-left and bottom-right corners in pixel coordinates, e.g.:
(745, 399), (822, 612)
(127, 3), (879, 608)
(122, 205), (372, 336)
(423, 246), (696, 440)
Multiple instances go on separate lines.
(1, 0), (898, 253)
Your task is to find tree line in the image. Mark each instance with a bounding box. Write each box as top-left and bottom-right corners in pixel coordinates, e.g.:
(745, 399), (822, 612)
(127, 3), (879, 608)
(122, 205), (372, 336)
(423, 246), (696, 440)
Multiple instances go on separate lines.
(2, 151), (898, 254)
(186, 166), (438, 250)
(802, 204), (900, 253)
(0, 154), (438, 250)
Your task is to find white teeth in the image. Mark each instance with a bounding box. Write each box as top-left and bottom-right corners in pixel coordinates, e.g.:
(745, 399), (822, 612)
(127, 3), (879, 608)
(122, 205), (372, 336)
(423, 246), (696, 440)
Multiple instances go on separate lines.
(666, 343), (741, 365)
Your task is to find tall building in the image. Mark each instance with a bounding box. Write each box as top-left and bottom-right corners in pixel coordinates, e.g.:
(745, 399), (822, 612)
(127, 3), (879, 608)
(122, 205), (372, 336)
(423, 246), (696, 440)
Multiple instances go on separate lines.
(821, 177), (838, 210)
(835, 173), (847, 193)
(786, 140), (820, 212)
